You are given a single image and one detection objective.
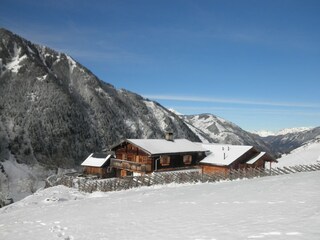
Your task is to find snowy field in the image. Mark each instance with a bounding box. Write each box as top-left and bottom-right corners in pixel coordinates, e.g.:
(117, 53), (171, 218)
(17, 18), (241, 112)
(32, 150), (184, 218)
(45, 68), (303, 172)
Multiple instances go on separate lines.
(1, 171), (319, 240)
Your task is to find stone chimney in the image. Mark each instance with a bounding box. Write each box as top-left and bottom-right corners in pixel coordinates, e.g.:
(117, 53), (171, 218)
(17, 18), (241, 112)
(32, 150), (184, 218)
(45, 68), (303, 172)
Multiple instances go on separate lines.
(165, 132), (174, 141)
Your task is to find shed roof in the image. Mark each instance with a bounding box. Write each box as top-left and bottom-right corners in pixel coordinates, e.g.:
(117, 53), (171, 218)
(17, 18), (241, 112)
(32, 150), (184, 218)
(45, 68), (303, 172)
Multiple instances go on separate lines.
(124, 139), (207, 155)
(246, 152), (266, 164)
(246, 152), (277, 163)
(199, 143), (253, 166)
(81, 153), (112, 167)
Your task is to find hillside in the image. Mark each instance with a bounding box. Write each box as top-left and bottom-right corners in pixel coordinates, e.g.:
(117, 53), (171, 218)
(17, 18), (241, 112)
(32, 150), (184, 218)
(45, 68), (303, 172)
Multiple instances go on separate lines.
(276, 138), (320, 167)
(0, 28), (200, 168)
(1, 171), (319, 239)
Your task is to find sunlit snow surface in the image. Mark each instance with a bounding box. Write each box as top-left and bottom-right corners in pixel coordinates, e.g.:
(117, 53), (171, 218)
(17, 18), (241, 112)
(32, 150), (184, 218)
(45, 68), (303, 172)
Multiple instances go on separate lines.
(1, 172), (319, 239)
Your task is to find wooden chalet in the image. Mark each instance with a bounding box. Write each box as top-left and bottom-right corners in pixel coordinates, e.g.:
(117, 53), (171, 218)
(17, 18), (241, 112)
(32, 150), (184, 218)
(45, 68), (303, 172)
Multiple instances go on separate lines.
(199, 143), (277, 174)
(80, 134), (276, 178)
(109, 135), (207, 177)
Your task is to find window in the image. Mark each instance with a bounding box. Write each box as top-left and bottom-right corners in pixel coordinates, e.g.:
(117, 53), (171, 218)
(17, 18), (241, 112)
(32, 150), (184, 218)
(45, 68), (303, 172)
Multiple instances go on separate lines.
(160, 155), (170, 166)
(142, 156), (148, 163)
(183, 155), (192, 165)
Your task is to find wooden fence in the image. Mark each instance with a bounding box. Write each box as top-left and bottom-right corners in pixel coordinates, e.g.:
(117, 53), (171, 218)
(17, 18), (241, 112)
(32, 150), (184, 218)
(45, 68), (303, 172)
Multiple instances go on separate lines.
(45, 163), (320, 193)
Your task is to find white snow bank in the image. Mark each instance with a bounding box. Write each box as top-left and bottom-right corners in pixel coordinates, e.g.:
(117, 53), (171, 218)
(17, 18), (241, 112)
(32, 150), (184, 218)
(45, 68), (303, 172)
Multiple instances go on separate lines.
(66, 55), (76, 73)
(1, 172), (319, 239)
(6, 43), (27, 73)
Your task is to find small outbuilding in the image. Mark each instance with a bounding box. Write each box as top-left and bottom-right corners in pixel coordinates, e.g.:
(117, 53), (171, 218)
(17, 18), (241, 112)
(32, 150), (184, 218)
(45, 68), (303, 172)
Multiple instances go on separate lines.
(81, 152), (115, 178)
(199, 143), (277, 174)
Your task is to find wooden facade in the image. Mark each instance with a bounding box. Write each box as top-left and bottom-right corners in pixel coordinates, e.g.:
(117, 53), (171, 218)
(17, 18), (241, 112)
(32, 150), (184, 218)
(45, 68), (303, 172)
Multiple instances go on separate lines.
(111, 141), (206, 177)
(83, 166), (111, 178)
(201, 165), (229, 174)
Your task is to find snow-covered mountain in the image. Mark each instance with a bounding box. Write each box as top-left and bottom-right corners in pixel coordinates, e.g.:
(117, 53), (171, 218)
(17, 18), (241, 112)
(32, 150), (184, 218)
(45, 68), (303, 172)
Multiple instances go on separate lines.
(0, 28), (200, 168)
(252, 130), (276, 137)
(276, 127), (313, 136)
(253, 127), (313, 137)
(0, 28), (202, 200)
(1, 171), (319, 239)
(182, 113), (272, 152)
(258, 127), (320, 156)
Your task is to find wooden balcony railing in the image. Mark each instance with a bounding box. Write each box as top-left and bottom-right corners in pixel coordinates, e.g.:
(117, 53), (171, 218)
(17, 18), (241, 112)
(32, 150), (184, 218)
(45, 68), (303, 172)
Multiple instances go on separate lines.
(110, 159), (152, 173)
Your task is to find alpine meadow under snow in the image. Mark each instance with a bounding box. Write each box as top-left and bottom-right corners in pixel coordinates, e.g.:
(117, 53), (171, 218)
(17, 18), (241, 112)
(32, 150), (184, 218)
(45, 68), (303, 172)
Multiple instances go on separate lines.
(1, 172), (320, 240)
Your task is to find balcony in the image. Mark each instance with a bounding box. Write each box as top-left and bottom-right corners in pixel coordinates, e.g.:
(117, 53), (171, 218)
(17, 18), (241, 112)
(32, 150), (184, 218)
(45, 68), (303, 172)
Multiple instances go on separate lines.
(110, 159), (152, 173)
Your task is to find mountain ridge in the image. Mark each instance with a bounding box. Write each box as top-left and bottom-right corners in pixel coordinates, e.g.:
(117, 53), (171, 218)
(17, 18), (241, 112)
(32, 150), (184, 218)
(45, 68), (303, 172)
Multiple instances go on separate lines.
(181, 113), (273, 154)
(252, 127), (313, 137)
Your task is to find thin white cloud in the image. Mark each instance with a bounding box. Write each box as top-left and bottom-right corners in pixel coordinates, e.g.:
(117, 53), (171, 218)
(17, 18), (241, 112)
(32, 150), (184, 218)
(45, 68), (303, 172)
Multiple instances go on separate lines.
(171, 106), (320, 117)
(144, 95), (319, 108)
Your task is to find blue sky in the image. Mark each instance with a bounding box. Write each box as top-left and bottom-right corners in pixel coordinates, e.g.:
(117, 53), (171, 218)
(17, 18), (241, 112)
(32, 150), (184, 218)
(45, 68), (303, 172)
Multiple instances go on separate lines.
(1, 0), (320, 132)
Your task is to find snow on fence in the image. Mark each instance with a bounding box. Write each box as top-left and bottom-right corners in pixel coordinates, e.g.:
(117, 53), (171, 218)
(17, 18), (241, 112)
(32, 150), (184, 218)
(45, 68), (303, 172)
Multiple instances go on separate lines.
(45, 163), (320, 193)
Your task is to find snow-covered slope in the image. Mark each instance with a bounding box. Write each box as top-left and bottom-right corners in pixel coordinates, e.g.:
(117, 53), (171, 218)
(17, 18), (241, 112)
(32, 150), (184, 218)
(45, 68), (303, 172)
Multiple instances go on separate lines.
(1, 172), (319, 239)
(276, 139), (320, 167)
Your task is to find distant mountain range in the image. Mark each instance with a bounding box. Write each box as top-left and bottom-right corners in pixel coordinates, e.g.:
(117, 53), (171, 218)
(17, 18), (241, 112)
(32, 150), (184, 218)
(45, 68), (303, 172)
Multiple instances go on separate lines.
(257, 127), (320, 156)
(181, 114), (272, 152)
(252, 127), (312, 137)
(0, 27), (319, 170)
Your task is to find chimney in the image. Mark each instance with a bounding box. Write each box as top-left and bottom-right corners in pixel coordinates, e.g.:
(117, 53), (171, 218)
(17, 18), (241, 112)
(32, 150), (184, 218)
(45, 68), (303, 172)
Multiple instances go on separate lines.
(165, 132), (174, 141)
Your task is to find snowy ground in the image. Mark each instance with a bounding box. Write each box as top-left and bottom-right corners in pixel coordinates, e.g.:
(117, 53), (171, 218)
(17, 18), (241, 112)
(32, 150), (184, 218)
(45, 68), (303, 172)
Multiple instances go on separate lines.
(1, 171), (319, 240)
(276, 140), (320, 167)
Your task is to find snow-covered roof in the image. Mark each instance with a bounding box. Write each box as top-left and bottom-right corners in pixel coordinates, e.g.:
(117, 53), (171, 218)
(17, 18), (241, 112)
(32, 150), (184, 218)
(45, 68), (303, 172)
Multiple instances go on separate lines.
(125, 139), (207, 155)
(199, 143), (253, 166)
(246, 152), (266, 164)
(81, 153), (112, 167)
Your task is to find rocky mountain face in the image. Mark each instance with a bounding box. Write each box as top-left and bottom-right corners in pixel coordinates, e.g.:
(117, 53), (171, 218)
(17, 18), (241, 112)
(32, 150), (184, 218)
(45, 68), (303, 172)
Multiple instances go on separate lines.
(182, 114), (273, 154)
(0, 28), (200, 168)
